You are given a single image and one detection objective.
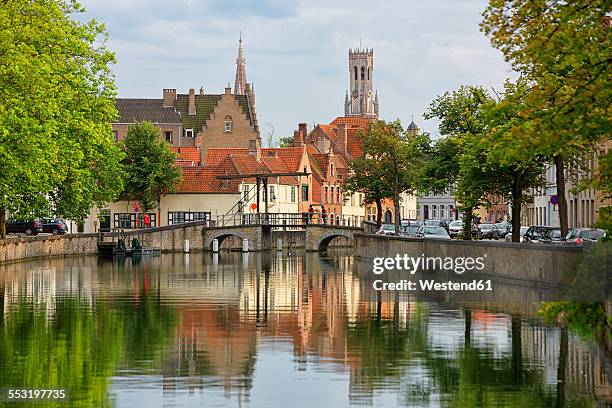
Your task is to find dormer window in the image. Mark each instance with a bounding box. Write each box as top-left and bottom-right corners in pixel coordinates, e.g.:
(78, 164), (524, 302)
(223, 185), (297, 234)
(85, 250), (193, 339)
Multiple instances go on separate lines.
(224, 116), (233, 133)
(185, 129), (194, 138)
(330, 163), (335, 177)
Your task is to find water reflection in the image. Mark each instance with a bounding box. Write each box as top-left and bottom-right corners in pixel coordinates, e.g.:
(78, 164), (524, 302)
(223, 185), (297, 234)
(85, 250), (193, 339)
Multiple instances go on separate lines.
(0, 252), (610, 407)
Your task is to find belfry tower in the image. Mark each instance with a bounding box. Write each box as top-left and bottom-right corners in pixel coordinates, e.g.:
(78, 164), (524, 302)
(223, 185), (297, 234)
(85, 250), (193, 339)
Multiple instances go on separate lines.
(234, 33), (247, 95)
(344, 48), (379, 118)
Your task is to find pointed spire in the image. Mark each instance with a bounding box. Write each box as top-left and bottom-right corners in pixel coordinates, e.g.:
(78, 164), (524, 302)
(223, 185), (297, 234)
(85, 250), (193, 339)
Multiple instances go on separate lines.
(234, 32), (247, 95)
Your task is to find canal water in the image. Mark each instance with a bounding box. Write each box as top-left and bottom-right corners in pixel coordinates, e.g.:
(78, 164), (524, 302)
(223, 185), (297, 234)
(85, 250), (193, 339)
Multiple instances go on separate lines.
(0, 251), (610, 407)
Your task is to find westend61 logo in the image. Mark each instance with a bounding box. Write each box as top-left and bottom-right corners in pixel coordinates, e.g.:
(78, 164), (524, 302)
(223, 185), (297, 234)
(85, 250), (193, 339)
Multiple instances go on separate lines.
(371, 254), (492, 292)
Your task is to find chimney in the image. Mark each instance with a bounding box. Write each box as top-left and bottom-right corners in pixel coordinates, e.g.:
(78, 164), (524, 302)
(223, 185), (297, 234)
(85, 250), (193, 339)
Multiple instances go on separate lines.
(248, 138), (261, 161)
(293, 130), (304, 146)
(163, 88), (176, 107)
(188, 88), (196, 115)
(337, 123), (348, 155)
(298, 123), (307, 137)
(199, 87), (205, 96)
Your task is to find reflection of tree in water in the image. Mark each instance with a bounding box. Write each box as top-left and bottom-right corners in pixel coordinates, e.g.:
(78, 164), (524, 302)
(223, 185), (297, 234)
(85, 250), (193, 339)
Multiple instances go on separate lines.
(0, 294), (179, 408)
(344, 302), (589, 407)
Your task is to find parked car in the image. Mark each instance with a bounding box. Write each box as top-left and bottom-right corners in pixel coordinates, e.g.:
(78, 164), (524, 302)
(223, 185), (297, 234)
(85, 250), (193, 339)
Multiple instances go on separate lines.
(565, 228), (606, 244)
(400, 220), (421, 237)
(377, 223), (397, 235)
(448, 220), (463, 238)
(539, 227), (563, 244)
(6, 220), (43, 236)
(416, 226), (452, 240)
(424, 219), (449, 232)
(40, 218), (68, 235)
(505, 226), (529, 242)
(495, 221), (511, 238)
(523, 226), (556, 243)
(478, 223), (500, 240)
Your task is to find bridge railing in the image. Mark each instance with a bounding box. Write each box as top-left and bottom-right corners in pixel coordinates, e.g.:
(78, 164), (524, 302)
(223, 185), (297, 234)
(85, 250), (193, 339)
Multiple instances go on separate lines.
(210, 212), (364, 228)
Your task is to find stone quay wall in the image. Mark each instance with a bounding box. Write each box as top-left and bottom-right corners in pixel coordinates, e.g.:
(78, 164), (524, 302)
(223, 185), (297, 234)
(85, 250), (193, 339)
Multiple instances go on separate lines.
(354, 233), (586, 285)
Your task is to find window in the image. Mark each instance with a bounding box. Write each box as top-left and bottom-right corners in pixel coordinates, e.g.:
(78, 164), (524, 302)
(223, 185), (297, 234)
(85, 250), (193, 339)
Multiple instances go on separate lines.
(440, 205), (445, 219)
(269, 185), (276, 201)
(367, 68), (370, 80)
(224, 115), (233, 133)
(113, 213), (156, 229)
(301, 185), (309, 201)
(290, 187), (296, 203)
(324, 186), (328, 203)
(361, 66), (365, 80)
(185, 129), (194, 138)
(337, 187), (340, 203)
(354, 66), (358, 81)
(113, 131), (118, 142)
(168, 211), (210, 225)
(330, 163), (334, 177)
(243, 184), (250, 201)
(164, 131), (173, 142)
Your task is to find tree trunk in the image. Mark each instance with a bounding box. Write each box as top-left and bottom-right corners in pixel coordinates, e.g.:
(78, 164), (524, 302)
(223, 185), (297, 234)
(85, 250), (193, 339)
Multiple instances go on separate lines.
(394, 190), (401, 234)
(556, 326), (568, 408)
(375, 197), (383, 228)
(463, 207), (473, 240)
(554, 155), (569, 237)
(511, 315), (523, 385)
(464, 308), (472, 348)
(511, 172), (523, 242)
(0, 208), (6, 240)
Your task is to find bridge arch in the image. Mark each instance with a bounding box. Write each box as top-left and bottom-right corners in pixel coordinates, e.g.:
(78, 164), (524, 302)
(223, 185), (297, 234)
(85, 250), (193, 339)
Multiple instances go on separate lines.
(316, 230), (355, 252)
(204, 229), (251, 251)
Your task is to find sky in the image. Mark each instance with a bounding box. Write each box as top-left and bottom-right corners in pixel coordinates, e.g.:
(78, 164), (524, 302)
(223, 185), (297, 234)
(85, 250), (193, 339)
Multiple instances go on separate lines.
(81, 0), (514, 143)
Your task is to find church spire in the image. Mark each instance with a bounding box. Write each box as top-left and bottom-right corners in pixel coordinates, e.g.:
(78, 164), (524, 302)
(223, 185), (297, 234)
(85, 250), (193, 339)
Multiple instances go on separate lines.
(234, 32), (247, 95)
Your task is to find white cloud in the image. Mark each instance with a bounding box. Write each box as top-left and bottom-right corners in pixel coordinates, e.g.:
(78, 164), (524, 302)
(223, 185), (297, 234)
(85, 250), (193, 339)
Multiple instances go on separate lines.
(80, 0), (513, 140)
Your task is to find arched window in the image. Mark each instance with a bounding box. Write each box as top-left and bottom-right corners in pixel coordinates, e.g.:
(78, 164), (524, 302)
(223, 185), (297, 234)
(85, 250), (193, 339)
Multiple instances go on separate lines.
(224, 115), (232, 133)
(361, 67), (365, 80)
(367, 68), (370, 80)
(330, 163), (334, 177)
(354, 66), (358, 81)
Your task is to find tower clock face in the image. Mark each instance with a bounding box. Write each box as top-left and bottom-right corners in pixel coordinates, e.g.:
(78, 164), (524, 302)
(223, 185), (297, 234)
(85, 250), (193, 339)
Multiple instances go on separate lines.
(352, 90), (358, 98)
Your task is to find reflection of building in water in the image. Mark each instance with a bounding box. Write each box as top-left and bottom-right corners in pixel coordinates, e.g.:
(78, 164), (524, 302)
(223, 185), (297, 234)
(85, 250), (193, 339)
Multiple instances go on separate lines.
(522, 322), (611, 403)
(1, 263), (93, 317)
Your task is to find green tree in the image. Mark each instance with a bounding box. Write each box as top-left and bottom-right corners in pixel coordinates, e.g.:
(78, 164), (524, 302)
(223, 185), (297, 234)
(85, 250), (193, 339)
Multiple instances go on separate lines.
(0, 0), (124, 238)
(344, 148), (391, 228)
(121, 122), (182, 215)
(480, 80), (546, 241)
(481, 0), (612, 236)
(345, 120), (426, 232)
(278, 136), (294, 148)
(423, 86), (495, 239)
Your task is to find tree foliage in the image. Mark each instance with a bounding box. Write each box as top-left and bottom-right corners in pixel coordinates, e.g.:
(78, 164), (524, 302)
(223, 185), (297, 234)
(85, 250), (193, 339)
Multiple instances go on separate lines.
(0, 0), (124, 233)
(121, 122), (182, 213)
(481, 1), (612, 235)
(278, 136), (294, 148)
(345, 120), (426, 230)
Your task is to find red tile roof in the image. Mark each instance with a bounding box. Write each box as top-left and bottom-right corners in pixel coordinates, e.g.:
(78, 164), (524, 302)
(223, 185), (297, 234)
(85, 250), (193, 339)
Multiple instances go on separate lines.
(305, 143), (320, 155)
(205, 148), (249, 166)
(178, 166), (241, 193)
(172, 146), (201, 166)
(318, 124), (337, 142)
(329, 116), (374, 130)
(262, 146), (305, 172)
(346, 128), (364, 158)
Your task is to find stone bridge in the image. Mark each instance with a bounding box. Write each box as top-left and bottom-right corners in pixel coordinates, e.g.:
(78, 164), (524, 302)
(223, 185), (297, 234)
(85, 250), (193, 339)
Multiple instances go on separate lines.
(202, 224), (362, 252)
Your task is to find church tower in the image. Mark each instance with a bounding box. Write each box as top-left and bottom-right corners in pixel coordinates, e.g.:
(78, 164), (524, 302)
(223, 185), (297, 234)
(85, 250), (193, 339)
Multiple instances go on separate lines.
(234, 33), (247, 95)
(344, 48), (379, 118)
